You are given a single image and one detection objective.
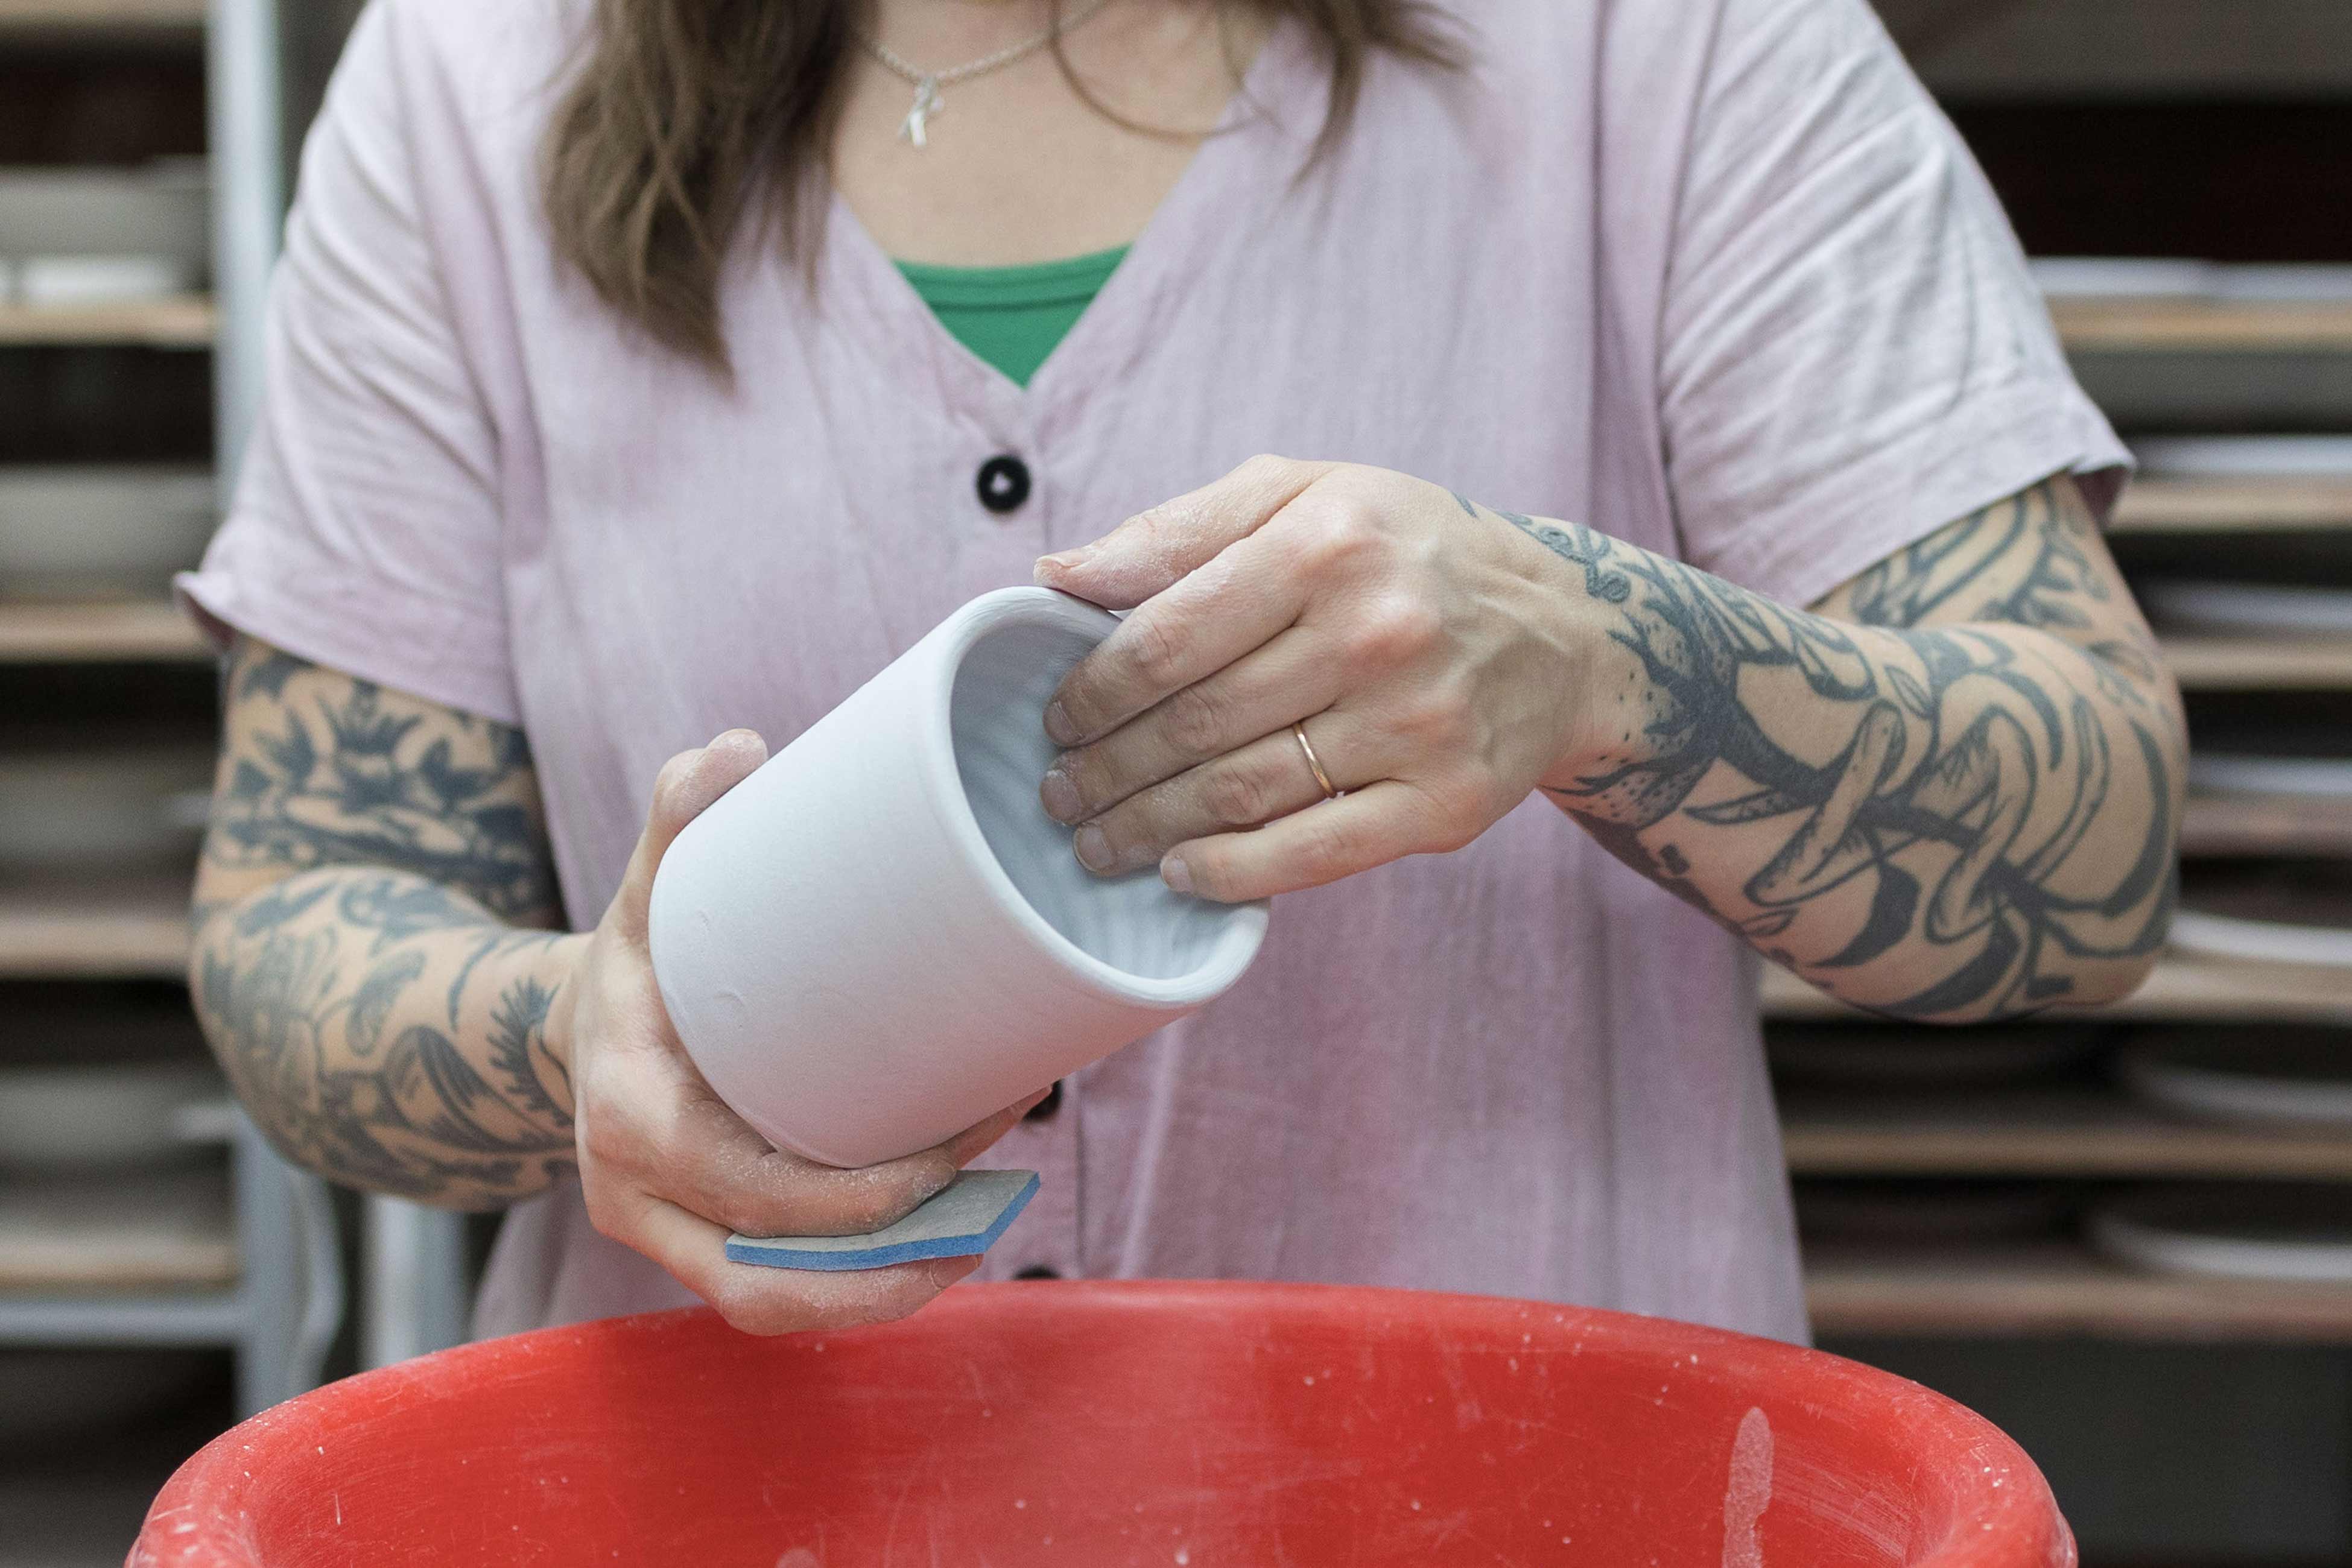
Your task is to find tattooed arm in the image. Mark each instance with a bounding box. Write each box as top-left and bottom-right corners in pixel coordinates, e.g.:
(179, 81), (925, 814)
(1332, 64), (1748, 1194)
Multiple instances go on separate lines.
(190, 636), (583, 1209)
(192, 636), (1035, 1335)
(1502, 475), (2182, 1021)
(1035, 460), (2179, 1024)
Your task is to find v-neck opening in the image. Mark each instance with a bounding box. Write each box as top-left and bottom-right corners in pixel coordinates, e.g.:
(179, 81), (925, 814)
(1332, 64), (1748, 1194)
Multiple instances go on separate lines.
(819, 18), (1320, 417)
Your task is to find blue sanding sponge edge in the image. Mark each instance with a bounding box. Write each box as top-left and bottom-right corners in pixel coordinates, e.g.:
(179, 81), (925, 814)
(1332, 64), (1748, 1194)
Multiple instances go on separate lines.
(724, 1169), (1041, 1272)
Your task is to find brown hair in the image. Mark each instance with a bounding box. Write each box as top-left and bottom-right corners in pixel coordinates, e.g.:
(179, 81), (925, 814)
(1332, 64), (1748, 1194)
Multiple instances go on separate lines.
(542, 2), (1462, 367)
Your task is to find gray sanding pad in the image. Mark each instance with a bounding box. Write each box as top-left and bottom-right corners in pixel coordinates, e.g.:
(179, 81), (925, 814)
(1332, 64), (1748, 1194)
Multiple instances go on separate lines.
(725, 1169), (1041, 1272)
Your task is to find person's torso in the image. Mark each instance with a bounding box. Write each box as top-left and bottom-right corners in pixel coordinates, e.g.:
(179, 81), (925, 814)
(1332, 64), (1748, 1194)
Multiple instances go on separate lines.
(390, 0), (1802, 1342)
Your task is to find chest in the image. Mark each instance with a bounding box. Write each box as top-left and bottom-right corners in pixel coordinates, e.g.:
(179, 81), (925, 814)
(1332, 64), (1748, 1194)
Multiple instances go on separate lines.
(495, 30), (1647, 773)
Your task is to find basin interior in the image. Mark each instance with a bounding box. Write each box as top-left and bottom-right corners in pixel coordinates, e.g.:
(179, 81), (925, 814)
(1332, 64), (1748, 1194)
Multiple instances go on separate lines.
(949, 616), (1244, 984)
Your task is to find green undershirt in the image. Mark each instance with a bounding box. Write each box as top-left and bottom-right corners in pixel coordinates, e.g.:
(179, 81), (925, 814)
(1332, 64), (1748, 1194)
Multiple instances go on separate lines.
(895, 245), (1130, 388)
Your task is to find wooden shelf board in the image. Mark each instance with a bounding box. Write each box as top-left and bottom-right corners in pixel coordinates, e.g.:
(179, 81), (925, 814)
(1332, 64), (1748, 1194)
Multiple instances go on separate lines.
(0, 599), (209, 662)
(2163, 635), (2352, 691)
(0, 0), (203, 25)
(1764, 954), (2352, 1024)
(0, 876), (191, 979)
(2182, 791), (2352, 860)
(1807, 1244), (2352, 1342)
(1784, 1088), (2352, 1181)
(2053, 297), (2352, 354)
(0, 1168), (232, 1293)
(2113, 478), (2352, 536)
(0, 295), (213, 348)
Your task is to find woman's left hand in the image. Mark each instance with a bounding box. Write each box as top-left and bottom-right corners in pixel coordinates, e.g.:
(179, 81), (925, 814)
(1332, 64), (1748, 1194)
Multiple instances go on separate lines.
(1034, 456), (1602, 902)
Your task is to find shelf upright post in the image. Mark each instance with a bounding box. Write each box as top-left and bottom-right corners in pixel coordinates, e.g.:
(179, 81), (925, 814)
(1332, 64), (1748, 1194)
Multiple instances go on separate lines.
(209, 0), (350, 1416)
(207, 0), (284, 490)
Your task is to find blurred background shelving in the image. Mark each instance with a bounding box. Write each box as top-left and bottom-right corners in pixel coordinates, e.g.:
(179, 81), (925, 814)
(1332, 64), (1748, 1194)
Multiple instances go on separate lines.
(1793, 5), (2352, 1563)
(0, 4), (341, 1565)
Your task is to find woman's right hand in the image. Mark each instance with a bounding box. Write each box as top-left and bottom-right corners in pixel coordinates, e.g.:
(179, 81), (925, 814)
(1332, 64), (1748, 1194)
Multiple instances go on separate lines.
(549, 729), (1039, 1335)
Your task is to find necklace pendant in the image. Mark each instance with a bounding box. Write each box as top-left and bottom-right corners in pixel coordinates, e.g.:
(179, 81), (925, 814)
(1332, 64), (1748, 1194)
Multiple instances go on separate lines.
(899, 77), (942, 147)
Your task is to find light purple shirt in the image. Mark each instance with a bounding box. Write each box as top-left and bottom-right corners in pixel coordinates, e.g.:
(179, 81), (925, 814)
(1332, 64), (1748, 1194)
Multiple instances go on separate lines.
(182, 0), (2126, 1344)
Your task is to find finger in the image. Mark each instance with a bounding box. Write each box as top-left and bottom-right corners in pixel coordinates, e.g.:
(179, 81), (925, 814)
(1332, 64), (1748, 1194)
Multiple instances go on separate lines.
(615, 1187), (979, 1337)
(1044, 525), (1308, 748)
(1162, 780), (1451, 902)
(1043, 627), (1340, 824)
(642, 1081), (1042, 1241)
(1070, 715), (1384, 877)
(613, 729), (769, 934)
(1034, 454), (1333, 611)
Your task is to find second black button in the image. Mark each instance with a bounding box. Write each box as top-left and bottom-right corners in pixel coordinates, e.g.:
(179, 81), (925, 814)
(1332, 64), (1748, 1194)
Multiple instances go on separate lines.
(976, 454), (1032, 514)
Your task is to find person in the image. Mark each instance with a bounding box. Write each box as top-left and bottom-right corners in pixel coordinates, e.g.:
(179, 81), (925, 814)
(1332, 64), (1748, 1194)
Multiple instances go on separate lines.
(181, 0), (2182, 1344)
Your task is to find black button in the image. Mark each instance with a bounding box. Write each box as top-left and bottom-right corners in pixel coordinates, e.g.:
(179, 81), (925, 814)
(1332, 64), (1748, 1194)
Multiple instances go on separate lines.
(1015, 1266), (1061, 1281)
(976, 454), (1032, 514)
(1025, 1081), (1063, 1121)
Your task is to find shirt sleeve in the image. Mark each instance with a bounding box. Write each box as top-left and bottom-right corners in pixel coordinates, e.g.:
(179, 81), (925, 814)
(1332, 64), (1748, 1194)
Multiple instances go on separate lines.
(1657, 0), (2130, 611)
(177, 0), (520, 725)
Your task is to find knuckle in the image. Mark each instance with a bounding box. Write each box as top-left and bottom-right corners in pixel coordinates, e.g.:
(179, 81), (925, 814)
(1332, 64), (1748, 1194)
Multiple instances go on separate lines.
(1294, 817), (1359, 877)
(1349, 595), (1442, 665)
(844, 1185), (919, 1236)
(1424, 811), (1482, 855)
(579, 1179), (627, 1241)
(1200, 762), (1276, 829)
(578, 1110), (631, 1169)
(1124, 615), (1186, 688)
(1413, 784), (1484, 853)
(712, 1187), (793, 1241)
(1299, 503), (1385, 575)
(1160, 683), (1225, 754)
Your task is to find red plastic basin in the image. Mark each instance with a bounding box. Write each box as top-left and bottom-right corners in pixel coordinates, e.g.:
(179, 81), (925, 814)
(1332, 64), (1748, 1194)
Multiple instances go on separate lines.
(132, 1281), (2071, 1567)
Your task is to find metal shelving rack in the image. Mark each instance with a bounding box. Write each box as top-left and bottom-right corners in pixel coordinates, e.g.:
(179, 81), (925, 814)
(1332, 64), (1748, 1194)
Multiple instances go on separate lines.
(1794, 0), (2352, 1360)
(0, 0), (339, 1434)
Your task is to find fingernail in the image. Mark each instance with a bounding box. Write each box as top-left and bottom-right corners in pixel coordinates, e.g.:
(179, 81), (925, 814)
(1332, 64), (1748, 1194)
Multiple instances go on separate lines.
(1074, 824), (1111, 871)
(936, 1255), (984, 1285)
(1044, 701), (1079, 745)
(1161, 855), (1194, 894)
(1040, 768), (1082, 822)
(1038, 544), (1095, 573)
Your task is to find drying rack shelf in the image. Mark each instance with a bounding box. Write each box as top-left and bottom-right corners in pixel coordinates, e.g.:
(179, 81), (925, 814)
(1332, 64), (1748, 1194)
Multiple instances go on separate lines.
(2163, 635), (2352, 691)
(0, 1166), (234, 1294)
(1785, 1089), (2352, 1181)
(0, 297), (214, 349)
(2113, 478), (2352, 535)
(0, 1288), (245, 1345)
(0, 600), (209, 662)
(1807, 1244), (2352, 1343)
(2053, 299), (2352, 354)
(1764, 954), (2352, 1025)
(0, 876), (191, 979)
(2182, 791), (2352, 860)
(0, 0), (203, 27)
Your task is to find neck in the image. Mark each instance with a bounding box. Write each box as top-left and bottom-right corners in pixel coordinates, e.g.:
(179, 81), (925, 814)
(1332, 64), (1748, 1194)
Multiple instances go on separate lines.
(862, 1), (1083, 64)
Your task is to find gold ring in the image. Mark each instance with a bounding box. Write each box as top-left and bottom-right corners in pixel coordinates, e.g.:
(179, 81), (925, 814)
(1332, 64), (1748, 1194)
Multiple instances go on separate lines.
(1292, 721), (1340, 801)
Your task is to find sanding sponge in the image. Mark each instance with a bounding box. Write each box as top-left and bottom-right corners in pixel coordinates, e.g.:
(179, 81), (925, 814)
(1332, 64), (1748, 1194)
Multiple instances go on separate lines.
(725, 1169), (1041, 1272)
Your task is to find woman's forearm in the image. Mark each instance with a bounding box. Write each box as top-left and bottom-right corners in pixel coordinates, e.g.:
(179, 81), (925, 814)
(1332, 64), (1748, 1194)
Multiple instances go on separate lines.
(191, 873), (586, 1208)
(193, 634), (584, 1207)
(1474, 482), (2184, 1022)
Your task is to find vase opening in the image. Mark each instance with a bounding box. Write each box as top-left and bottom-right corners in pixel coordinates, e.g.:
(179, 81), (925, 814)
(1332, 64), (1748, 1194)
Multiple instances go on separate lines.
(950, 615), (1250, 985)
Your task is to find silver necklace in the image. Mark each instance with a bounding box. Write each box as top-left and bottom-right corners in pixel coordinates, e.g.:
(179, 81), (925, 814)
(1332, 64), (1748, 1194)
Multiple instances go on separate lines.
(856, 0), (1119, 147)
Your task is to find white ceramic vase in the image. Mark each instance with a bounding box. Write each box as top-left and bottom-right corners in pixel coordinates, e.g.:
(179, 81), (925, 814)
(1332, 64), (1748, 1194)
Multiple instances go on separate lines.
(648, 587), (1271, 1169)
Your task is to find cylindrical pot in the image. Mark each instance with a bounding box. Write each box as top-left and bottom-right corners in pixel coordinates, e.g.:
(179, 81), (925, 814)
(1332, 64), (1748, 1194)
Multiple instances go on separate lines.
(649, 587), (1270, 1168)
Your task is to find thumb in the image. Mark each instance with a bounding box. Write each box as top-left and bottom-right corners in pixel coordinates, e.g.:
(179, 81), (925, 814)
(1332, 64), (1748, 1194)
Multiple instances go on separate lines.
(1035, 454), (1332, 610)
(615, 729), (769, 935)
